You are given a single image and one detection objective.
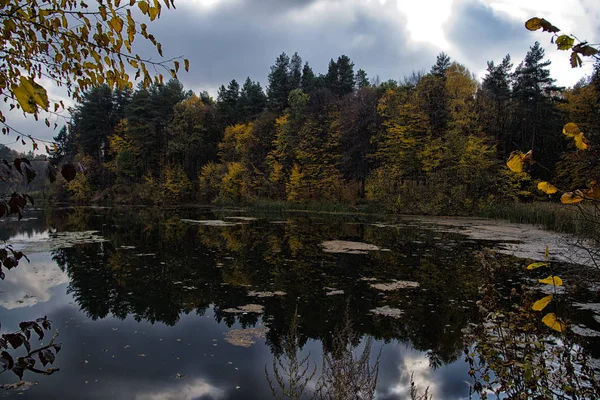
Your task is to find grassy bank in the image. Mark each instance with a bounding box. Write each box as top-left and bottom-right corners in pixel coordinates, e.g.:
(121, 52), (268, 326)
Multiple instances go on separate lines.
(479, 201), (599, 239)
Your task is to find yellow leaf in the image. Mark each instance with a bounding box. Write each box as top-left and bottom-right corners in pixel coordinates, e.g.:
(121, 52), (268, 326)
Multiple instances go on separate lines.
(99, 5), (107, 20)
(128, 59), (139, 68)
(157, 43), (163, 56)
(170, 69), (176, 79)
(562, 122), (580, 138)
(542, 313), (566, 333)
(532, 295), (553, 311)
(582, 182), (600, 200)
(109, 17), (124, 33)
(573, 132), (590, 150)
(174, 60), (179, 73)
(525, 18), (543, 31)
(544, 245), (549, 259)
(148, 6), (160, 21)
(507, 152), (524, 173)
(138, 1), (149, 14)
(537, 181), (558, 195)
(539, 276), (563, 286)
(184, 59), (190, 72)
(561, 192), (584, 204)
(527, 262), (548, 270)
(11, 76), (49, 113)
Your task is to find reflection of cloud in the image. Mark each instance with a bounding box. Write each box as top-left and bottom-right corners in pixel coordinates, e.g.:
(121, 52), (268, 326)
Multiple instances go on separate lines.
(391, 352), (439, 399)
(134, 378), (225, 400)
(0, 259), (68, 310)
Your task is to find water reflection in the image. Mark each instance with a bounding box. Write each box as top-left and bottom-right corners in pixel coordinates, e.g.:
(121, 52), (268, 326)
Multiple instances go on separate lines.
(1, 207), (490, 398)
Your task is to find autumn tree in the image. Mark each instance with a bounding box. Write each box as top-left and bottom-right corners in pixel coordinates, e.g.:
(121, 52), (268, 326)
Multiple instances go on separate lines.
(166, 95), (220, 180)
(0, 0), (188, 141)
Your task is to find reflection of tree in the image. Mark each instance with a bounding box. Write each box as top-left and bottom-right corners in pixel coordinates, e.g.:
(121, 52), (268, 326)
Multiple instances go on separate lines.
(50, 208), (483, 368)
(317, 310), (380, 400)
(266, 308), (380, 400)
(266, 310), (317, 400)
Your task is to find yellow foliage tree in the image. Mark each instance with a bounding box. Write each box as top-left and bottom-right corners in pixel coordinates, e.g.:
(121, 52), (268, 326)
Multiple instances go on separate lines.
(0, 0), (188, 139)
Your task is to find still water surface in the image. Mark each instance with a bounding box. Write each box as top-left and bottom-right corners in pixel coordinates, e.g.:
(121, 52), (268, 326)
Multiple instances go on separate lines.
(0, 207), (596, 399)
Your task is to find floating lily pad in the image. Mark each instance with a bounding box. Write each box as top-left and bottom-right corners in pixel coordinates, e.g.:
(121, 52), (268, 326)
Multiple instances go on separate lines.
(222, 304), (264, 314)
(247, 291), (286, 298)
(370, 306), (404, 319)
(321, 240), (380, 254)
(180, 219), (240, 227)
(224, 327), (269, 347)
(370, 280), (420, 291)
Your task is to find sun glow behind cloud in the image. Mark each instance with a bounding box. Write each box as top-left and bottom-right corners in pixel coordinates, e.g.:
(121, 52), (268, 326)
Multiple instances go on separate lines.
(393, 0), (455, 50)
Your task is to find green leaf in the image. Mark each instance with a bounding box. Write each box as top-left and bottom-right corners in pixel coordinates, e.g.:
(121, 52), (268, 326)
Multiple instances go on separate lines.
(556, 35), (574, 50)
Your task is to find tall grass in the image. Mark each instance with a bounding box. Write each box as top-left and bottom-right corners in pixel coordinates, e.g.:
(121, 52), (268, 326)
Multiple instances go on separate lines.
(216, 198), (384, 215)
(480, 202), (600, 240)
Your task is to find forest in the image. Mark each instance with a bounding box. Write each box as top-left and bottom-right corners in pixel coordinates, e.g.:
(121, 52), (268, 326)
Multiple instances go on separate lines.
(8, 42), (599, 215)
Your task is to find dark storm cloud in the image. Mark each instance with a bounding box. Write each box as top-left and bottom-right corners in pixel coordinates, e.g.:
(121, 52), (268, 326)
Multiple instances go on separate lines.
(446, 0), (532, 73)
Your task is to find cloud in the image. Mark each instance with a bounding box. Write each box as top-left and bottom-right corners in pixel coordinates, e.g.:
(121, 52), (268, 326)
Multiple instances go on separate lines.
(0, 252), (69, 310)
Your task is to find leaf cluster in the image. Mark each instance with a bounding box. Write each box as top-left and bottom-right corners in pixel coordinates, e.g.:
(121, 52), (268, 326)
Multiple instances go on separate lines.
(0, 317), (61, 382)
(525, 17), (599, 68)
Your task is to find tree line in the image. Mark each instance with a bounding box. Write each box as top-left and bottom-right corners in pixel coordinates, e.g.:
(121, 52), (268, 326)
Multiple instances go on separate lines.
(47, 44), (600, 214)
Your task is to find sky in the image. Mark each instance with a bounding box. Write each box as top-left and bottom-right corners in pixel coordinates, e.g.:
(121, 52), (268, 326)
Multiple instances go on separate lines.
(2, 0), (599, 154)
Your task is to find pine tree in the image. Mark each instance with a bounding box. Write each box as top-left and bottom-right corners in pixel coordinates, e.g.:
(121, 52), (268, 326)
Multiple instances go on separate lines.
(336, 55), (355, 96)
(480, 55), (513, 156)
(238, 77), (267, 121)
(430, 52), (451, 78)
(301, 62), (316, 93)
(289, 52), (303, 91)
(355, 69), (370, 89)
(511, 42), (563, 177)
(325, 58), (339, 94)
(267, 52), (291, 112)
(217, 79), (241, 127)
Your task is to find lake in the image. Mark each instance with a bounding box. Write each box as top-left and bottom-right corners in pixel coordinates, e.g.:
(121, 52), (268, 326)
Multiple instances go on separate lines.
(1, 206), (599, 399)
